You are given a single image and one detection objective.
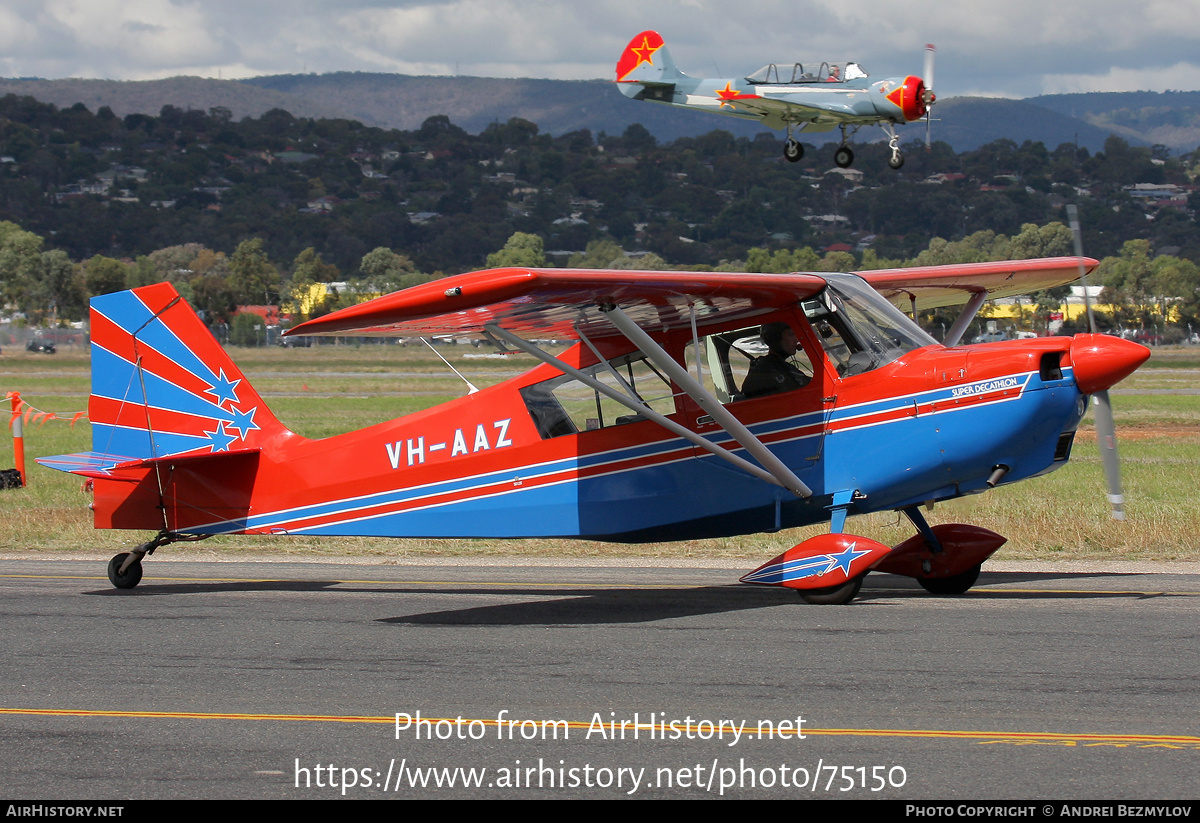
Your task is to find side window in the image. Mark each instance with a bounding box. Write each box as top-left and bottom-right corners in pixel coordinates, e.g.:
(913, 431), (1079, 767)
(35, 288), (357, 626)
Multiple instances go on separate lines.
(520, 351), (678, 439)
(685, 322), (815, 403)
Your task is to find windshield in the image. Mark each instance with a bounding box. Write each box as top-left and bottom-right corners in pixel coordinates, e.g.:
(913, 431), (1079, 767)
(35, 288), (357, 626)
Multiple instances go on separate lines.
(801, 273), (936, 376)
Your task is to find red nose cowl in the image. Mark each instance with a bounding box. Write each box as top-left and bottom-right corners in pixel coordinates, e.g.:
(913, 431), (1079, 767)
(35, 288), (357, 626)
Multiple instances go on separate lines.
(1070, 334), (1150, 393)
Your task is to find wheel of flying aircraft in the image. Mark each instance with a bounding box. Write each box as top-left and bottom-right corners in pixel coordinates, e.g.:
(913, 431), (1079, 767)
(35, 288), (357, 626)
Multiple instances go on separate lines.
(888, 152), (904, 170)
(107, 552), (143, 589)
(783, 139), (804, 162)
(798, 574), (864, 605)
(834, 147), (854, 168)
(916, 563), (980, 595)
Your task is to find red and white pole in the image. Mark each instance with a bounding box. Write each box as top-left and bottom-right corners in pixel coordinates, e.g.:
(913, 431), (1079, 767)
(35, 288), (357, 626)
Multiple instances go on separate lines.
(9, 391), (25, 486)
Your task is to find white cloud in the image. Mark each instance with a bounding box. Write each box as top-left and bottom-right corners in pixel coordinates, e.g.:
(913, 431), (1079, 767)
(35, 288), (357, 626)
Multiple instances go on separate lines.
(0, 0), (1195, 98)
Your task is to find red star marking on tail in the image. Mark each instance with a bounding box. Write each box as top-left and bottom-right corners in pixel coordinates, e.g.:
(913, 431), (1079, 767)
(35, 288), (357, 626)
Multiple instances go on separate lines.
(629, 36), (661, 69)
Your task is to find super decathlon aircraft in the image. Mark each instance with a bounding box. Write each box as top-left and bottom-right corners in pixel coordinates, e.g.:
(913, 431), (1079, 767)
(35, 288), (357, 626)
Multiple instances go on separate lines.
(39, 257), (1148, 604)
(615, 30), (937, 170)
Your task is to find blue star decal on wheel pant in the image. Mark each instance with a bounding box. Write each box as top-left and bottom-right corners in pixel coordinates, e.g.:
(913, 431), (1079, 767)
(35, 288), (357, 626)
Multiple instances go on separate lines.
(227, 405), (260, 440)
(204, 421), (238, 453)
(205, 368), (241, 407)
(828, 542), (870, 576)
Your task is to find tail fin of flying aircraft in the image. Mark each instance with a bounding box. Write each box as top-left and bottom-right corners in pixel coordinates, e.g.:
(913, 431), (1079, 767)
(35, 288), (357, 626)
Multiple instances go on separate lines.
(615, 30), (687, 85)
(38, 282), (291, 479)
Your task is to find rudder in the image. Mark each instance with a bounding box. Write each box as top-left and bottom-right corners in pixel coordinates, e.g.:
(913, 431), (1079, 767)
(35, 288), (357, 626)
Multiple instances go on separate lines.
(87, 282), (288, 464)
(615, 30), (685, 84)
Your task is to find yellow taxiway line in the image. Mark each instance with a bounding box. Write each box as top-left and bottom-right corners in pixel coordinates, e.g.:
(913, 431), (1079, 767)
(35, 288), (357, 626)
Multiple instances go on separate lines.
(1, 708), (1196, 748)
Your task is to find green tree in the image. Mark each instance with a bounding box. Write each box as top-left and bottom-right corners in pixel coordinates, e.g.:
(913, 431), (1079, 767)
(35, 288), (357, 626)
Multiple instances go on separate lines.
(1097, 240), (1155, 325)
(745, 246), (821, 273)
(0, 221), (45, 313)
(1008, 222), (1071, 260)
(32, 250), (85, 322)
(909, 231), (1010, 267)
(486, 232), (546, 268)
(229, 238), (280, 306)
(291, 247), (340, 285)
(230, 312), (266, 347)
(567, 239), (626, 269)
(84, 255), (129, 297)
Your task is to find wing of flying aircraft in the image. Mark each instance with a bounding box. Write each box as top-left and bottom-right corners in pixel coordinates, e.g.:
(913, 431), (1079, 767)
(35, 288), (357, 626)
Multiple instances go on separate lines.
(615, 30), (936, 169)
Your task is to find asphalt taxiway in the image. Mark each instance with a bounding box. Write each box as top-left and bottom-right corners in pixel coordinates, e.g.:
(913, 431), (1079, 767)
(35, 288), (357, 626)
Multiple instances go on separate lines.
(1, 559), (1197, 799)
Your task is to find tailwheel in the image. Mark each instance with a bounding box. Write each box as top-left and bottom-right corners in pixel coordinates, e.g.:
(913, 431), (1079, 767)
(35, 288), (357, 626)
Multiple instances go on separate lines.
(799, 574), (864, 605)
(107, 552), (144, 590)
(784, 139), (804, 162)
(834, 146), (854, 168)
(917, 563), (980, 595)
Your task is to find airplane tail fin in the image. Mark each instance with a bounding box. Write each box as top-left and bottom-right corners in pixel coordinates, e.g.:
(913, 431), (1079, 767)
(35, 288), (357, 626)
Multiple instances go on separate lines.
(615, 30), (687, 85)
(39, 282), (290, 477)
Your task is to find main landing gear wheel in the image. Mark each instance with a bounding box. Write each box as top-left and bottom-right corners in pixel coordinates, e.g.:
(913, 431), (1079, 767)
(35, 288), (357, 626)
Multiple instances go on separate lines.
(799, 574), (864, 605)
(917, 563), (980, 595)
(107, 553), (143, 590)
(834, 147), (854, 168)
(888, 152), (905, 170)
(784, 139), (804, 162)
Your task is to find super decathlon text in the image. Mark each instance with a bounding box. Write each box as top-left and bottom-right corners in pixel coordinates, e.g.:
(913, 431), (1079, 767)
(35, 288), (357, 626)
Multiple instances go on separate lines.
(386, 419), (513, 468)
(949, 376), (1023, 399)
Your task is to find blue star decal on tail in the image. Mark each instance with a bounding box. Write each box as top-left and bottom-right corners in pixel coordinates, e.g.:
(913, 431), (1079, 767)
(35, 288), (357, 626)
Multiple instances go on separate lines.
(205, 369), (241, 407)
(227, 405), (260, 441)
(205, 421), (237, 453)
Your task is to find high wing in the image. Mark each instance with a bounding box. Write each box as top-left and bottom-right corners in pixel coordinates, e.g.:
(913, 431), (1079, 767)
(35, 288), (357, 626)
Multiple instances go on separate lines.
(287, 269), (827, 339)
(859, 257), (1096, 312)
(287, 259), (1091, 341)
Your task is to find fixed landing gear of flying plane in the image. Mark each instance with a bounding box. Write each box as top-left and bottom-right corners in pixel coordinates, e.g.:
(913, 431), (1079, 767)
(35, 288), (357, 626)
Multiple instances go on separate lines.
(784, 139), (803, 162)
(834, 146), (854, 168)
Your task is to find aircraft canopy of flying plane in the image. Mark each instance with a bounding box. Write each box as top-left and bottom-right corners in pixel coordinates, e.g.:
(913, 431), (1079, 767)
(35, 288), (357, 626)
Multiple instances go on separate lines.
(38, 258), (1149, 604)
(615, 30), (936, 170)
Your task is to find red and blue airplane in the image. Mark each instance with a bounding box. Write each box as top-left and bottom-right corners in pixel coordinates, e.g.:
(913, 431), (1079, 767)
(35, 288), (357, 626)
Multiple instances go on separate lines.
(39, 258), (1148, 603)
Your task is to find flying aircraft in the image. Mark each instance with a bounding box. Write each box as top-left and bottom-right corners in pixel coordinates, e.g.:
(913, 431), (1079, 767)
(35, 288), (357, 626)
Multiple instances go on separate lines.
(39, 257), (1148, 604)
(615, 30), (936, 169)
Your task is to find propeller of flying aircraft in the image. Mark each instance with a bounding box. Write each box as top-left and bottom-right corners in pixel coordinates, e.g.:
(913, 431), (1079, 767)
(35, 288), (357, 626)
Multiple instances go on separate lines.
(923, 44), (936, 151)
(1067, 204), (1128, 520)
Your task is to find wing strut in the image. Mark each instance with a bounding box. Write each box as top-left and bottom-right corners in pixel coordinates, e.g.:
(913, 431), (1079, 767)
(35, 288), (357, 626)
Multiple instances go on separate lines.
(484, 323), (805, 494)
(598, 305), (812, 498)
(942, 291), (988, 347)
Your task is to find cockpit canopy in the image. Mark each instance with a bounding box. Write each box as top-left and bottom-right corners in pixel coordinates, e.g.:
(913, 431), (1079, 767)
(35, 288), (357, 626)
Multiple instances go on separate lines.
(745, 61), (868, 85)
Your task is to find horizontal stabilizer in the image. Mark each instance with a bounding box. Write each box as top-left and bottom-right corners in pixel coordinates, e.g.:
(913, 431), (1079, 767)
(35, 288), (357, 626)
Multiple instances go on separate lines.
(38, 447), (261, 482)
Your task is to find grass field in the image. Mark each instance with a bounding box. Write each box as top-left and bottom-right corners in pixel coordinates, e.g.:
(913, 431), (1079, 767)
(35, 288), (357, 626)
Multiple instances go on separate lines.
(2, 343), (1197, 562)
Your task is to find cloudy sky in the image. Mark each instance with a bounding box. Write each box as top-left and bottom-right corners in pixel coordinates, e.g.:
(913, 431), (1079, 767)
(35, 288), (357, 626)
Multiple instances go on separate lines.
(1, 0), (1197, 99)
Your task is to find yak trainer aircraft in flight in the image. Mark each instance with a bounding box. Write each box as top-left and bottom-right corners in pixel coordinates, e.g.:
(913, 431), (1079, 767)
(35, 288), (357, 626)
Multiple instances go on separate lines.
(615, 30), (937, 170)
